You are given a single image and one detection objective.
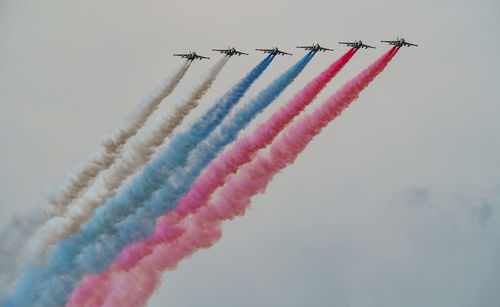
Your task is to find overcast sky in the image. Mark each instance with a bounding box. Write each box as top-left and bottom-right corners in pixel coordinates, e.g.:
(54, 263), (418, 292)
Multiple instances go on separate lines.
(1, 0), (499, 306)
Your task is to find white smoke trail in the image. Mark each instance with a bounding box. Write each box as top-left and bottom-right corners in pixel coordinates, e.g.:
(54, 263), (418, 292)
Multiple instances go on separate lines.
(0, 61), (191, 301)
(1, 58), (230, 300)
(47, 60), (192, 214)
(22, 56), (229, 269)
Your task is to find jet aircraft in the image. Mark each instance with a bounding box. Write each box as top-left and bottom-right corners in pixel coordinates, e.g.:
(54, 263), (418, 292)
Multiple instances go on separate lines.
(255, 47), (292, 56)
(381, 37), (418, 47)
(338, 40), (375, 49)
(296, 43), (334, 52)
(173, 52), (210, 61)
(212, 47), (249, 56)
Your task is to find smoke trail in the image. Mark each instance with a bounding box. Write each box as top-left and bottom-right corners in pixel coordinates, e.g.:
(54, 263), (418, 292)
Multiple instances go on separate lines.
(64, 53), (275, 307)
(48, 60), (192, 211)
(66, 49), (357, 307)
(19, 56), (229, 267)
(1, 56), (228, 307)
(0, 61), (191, 301)
(4, 53), (312, 307)
(100, 47), (399, 307)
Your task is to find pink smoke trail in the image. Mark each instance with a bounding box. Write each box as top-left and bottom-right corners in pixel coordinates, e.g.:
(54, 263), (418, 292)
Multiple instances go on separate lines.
(66, 49), (357, 307)
(100, 47), (399, 307)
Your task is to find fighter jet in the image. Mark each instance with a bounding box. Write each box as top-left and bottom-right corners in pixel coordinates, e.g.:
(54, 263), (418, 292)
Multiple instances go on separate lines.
(255, 47), (292, 56)
(212, 47), (249, 56)
(173, 52), (210, 61)
(381, 37), (418, 47)
(338, 40), (375, 49)
(296, 43), (334, 53)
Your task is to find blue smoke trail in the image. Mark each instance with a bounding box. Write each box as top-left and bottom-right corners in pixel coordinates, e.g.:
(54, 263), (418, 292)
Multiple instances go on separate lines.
(4, 53), (313, 307)
(3, 55), (274, 307)
(79, 55), (275, 241)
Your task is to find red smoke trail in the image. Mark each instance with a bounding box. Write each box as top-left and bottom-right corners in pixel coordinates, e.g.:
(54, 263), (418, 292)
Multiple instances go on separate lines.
(100, 47), (399, 307)
(66, 49), (357, 307)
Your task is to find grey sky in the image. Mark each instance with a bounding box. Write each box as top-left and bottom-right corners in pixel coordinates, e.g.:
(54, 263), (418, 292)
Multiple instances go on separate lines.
(1, 0), (499, 306)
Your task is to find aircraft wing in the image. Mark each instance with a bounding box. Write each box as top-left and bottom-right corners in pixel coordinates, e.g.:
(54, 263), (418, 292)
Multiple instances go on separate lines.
(380, 40), (397, 45)
(362, 44), (376, 49)
(338, 42), (354, 46)
(255, 48), (272, 54)
(212, 49), (226, 52)
(297, 45), (312, 49)
(278, 51), (292, 55)
(403, 42), (418, 47)
(173, 53), (189, 57)
(319, 47), (334, 51)
(196, 55), (210, 59)
(235, 51), (249, 56)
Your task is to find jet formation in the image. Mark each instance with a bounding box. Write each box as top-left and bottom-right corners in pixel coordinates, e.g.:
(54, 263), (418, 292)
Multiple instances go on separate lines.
(174, 38), (417, 60)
